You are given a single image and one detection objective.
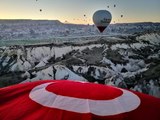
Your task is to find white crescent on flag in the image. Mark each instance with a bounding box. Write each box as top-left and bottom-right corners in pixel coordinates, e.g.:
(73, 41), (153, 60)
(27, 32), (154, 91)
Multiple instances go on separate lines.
(29, 82), (141, 116)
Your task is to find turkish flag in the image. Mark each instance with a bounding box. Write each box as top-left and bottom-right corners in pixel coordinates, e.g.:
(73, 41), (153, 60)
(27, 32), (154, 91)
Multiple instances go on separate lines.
(0, 80), (160, 120)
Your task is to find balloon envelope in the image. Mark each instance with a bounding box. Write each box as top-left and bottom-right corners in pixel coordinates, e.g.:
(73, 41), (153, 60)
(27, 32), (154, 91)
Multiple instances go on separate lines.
(93, 10), (112, 33)
(0, 80), (160, 120)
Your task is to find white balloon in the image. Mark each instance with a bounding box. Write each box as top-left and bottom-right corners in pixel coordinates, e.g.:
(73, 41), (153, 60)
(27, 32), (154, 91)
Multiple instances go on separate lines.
(93, 10), (112, 33)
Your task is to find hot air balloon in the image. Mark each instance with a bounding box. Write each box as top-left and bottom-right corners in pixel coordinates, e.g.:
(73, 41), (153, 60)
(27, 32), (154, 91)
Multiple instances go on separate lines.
(83, 14), (87, 22)
(93, 10), (112, 33)
(0, 80), (160, 120)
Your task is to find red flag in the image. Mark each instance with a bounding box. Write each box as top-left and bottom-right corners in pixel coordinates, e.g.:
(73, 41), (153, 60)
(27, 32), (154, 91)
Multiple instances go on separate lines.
(0, 80), (160, 120)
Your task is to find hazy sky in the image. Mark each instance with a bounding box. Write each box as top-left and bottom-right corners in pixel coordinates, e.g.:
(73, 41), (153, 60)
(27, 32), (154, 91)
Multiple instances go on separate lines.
(0, 0), (160, 24)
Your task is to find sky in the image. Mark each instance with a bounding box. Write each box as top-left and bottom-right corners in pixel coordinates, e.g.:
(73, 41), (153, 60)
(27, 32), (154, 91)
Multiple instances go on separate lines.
(0, 0), (160, 24)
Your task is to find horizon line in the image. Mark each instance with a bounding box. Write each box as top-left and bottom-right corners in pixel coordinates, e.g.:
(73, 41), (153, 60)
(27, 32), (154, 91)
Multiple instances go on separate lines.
(0, 19), (160, 25)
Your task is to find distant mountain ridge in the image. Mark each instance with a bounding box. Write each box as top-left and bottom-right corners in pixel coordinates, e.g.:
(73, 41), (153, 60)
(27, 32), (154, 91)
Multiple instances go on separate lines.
(0, 19), (62, 23)
(0, 19), (160, 24)
(0, 19), (160, 41)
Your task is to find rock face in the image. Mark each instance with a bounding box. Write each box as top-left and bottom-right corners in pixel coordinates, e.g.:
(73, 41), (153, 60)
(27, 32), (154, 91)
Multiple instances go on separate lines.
(0, 22), (160, 98)
(0, 20), (160, 45)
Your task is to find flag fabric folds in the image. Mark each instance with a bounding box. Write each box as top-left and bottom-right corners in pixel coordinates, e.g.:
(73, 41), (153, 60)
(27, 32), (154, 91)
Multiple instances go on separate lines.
(0, 80), (160, 120)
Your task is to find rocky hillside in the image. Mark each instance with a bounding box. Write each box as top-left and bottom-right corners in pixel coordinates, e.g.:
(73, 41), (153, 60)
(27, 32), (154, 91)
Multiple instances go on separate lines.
(0, 32), (160, 98)
(0, 20), (160, 41)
